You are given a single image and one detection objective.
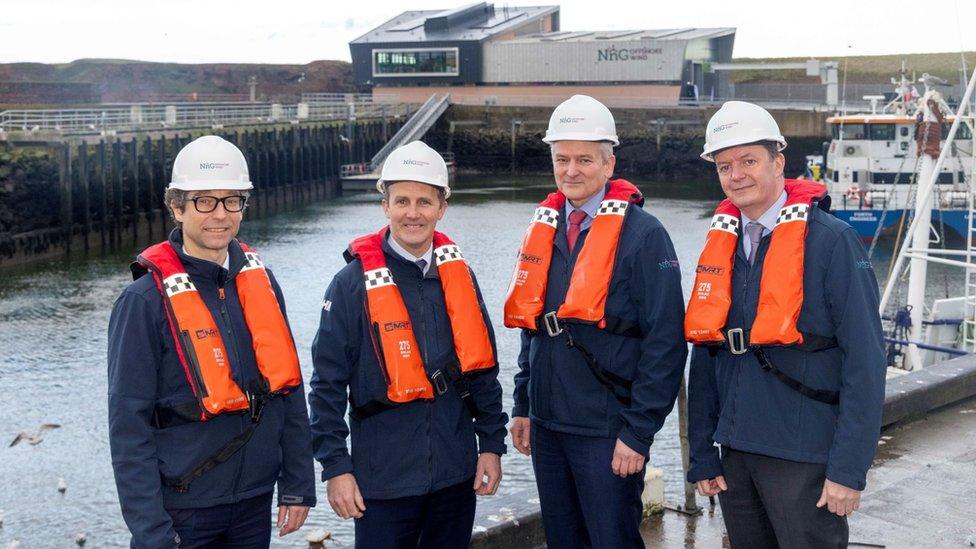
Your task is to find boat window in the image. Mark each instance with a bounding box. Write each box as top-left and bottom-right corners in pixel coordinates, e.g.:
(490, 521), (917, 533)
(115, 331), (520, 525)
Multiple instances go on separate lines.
(942, 124), (973, 140)
(900, 127), (910, 137)
(837, 123), (867, 140)
(869, 124), (895, 140)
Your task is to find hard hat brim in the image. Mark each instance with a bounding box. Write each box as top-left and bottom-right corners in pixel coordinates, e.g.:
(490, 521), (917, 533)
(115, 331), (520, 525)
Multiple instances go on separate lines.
(542, 132), (620, 146)
(168, 180), (254, 191)
(701, 137), (787, 162)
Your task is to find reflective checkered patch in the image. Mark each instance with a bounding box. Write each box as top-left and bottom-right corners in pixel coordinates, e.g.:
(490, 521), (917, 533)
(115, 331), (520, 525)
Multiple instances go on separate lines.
(434, 244), (465, 266)
(597, 199), (628, 216)
(533, 207), (559, 228)
(241, 251), (264, 272)
(776, 203), (810, 225)
(710, 214), (740, 235)
(363, 268), (395, 289)
(163, 273), (196, 297)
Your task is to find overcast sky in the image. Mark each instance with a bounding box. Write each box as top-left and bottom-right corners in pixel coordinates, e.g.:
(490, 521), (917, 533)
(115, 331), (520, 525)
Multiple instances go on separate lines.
(2, 0), (975, 65)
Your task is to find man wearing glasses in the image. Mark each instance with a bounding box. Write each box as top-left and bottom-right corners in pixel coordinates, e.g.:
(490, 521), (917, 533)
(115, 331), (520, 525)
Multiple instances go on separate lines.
(107, 135), (316, 548)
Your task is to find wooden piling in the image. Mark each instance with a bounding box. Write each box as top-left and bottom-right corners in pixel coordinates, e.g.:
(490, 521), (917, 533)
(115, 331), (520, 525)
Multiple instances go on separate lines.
(58, 143), (73, 255)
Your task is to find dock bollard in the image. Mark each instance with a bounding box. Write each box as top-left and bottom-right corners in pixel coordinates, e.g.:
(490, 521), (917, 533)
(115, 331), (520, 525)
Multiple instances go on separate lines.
(642, 467), (665, 517)
(305, 528), (333, 548)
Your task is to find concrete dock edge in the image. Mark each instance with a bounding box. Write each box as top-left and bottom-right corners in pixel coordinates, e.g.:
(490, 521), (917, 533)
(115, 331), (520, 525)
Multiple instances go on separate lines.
(474, 354), (976, 548)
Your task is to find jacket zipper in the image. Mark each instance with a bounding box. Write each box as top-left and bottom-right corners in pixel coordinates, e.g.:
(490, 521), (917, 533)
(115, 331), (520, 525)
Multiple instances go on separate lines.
(420, 275), (434, 492)
(218, 285), (247, 498)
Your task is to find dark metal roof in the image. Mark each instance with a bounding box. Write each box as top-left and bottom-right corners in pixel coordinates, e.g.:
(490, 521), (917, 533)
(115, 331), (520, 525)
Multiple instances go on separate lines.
(506, 27), (736, 43)
(350, 3), (559, 44)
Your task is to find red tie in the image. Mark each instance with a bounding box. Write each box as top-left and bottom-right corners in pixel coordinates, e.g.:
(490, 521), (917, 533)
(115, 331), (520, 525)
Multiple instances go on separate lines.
(567, 209), (588, 251)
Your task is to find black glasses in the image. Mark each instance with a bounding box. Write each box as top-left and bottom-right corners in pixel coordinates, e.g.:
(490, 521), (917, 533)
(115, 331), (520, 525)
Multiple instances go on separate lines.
(188, 195), (248, 213)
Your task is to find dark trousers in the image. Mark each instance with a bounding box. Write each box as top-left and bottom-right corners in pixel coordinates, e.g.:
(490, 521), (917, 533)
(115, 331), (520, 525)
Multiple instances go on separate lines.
(354, 478), (476, 549)
(169, 491), (273, 549)
(718, 448), (849, 549)
(531, 422), (644, 549)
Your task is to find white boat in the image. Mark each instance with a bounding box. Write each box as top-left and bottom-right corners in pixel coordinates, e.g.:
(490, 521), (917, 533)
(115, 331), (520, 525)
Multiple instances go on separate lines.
(819, 71), (975, 245)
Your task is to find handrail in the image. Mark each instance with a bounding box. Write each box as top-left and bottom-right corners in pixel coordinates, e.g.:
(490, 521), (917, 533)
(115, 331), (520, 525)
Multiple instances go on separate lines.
(369, 94), (450, 171)
(0, 100), (412, 134)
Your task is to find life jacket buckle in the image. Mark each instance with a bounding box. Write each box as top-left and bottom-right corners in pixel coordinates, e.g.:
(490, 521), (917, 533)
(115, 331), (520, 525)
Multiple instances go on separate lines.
(430, 370), (449, 396)
(543, 311), (563, 337)
(727, 328), (747, 355)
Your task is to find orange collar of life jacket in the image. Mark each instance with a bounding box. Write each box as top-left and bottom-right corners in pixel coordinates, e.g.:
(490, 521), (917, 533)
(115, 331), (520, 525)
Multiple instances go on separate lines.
(347, 227), (496, 405)
(685, 179), (828, 347)
(503, 179), (644, 332)
(137, 241), (302, 420)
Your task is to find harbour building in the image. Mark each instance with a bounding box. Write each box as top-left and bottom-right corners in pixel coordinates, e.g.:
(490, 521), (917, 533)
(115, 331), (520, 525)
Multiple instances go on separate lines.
(349, 3), (735, 106)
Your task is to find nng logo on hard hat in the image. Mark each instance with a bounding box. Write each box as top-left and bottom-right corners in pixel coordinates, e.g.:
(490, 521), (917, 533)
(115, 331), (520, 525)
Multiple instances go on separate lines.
(199, 162), (231, 170)
(559, 117), (585, 124)
(402, 159), (430, 166)
(712, 122), (739, 133)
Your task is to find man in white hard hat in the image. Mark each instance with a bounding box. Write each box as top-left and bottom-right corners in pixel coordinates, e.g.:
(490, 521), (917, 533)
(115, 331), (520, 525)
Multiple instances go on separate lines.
(685, 101), (885, 548)
(505, 95), (687, 548)
(309, 141), (507, 548)
(107, 135), (316, 547)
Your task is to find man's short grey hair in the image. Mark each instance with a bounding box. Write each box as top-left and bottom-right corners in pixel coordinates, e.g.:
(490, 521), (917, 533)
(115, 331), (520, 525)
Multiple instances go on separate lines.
(381, 182), (447, 203)
(549, 141), (615, 163)
(163, 188), (251, 227)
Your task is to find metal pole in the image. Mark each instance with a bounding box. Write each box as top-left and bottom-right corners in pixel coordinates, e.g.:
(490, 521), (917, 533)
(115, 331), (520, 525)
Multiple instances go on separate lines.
(879, 68), (976, 313)
(677, 372), (699, 513)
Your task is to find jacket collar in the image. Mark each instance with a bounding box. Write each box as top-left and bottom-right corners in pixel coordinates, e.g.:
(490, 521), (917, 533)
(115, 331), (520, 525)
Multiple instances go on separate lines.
(380, 231), (439, 280)
(168, 228), (247, 286)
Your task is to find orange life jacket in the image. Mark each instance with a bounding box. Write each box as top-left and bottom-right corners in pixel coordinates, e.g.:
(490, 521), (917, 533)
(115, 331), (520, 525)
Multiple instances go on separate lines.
(347, 227), (496, 406)
(504, 179), (644, 331)
(685, 179), (828, 347)
(137, 241), (302, 420)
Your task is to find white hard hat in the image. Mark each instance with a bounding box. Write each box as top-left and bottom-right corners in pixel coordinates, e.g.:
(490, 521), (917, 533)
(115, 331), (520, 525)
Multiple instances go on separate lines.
(542, 95), (619, 146)
(701, 101), (787, 162)
(376, 141), (451, 199)
(169, 135), (253, 191)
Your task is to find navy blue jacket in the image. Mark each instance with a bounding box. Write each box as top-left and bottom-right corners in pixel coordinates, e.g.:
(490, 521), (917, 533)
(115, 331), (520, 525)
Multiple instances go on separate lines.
(513, 199), (687, 457)
(687, 203), (885, 491)
(309, 234), (508, 500)
(107, 230), (316, 549)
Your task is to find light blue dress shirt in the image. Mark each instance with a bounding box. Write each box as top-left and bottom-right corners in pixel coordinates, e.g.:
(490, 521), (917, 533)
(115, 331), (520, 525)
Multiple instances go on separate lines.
(564, 185), (607, 232)
(740, 190), (788, 257)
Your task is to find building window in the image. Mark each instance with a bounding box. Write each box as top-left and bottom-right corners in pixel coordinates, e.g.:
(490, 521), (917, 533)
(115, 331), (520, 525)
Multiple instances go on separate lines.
(372, 48), (460, 77)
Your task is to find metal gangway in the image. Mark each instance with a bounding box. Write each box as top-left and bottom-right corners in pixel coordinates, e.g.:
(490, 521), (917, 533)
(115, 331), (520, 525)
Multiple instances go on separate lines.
(368, 93), (451, 171)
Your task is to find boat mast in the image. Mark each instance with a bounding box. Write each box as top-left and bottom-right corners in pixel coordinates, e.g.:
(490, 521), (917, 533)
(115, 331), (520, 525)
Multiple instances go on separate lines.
(879, 68), (976, 366)
(904, 88), (943, 368)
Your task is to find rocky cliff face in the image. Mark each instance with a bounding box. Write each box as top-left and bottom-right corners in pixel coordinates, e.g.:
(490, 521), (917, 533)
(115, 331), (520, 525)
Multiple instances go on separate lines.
(0, 59), (355, 105)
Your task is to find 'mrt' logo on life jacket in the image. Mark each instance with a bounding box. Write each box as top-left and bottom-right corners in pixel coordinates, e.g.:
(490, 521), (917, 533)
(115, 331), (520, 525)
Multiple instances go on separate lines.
(520, 253), (543, 265)
(195, 328), (218, 339)
(384, 320), (410, 331)
(696, 264), (724, 275)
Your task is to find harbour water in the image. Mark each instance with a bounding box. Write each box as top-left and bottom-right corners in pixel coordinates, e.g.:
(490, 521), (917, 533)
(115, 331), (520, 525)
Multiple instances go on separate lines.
(0, 175), (955, 547)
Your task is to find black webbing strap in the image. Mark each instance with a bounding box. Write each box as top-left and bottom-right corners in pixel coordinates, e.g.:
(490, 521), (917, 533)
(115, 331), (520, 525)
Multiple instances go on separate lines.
(563, 325), (633, 406)
(536, 313), (643, 339)
(752, 348), (840, 406)
(152, 403), (207, 429)
(351, 365), (484, 421)
(445, 362), (483, 418)
(349, 400), (397, 421)
(161, 393), (269, 493)
(601, 315), (643, 338)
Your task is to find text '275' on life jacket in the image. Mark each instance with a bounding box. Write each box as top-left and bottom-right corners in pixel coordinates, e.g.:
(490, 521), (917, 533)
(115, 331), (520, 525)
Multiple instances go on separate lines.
(504, 179), (644, 332)
(685, 179), (828, 347)
(347, 227), (496, 406)
(136, 241), (302, 420)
